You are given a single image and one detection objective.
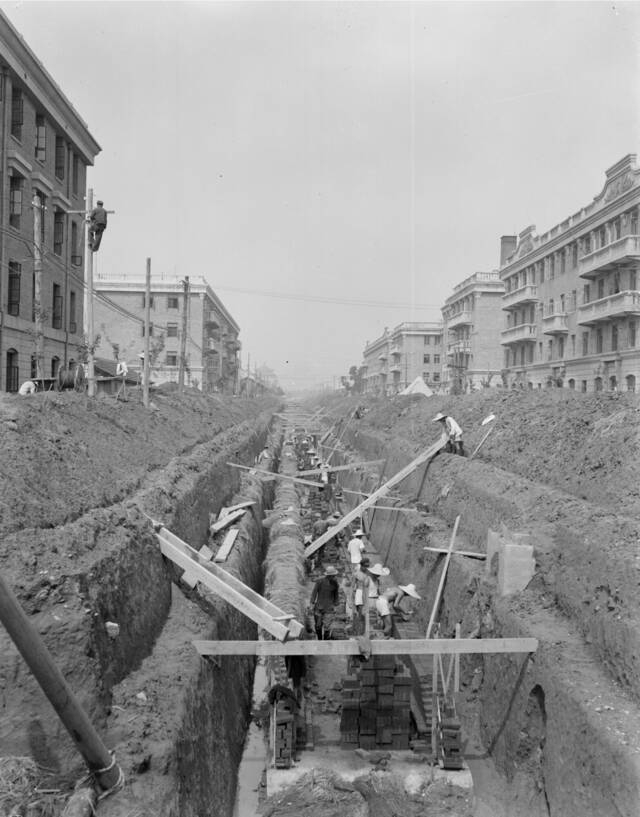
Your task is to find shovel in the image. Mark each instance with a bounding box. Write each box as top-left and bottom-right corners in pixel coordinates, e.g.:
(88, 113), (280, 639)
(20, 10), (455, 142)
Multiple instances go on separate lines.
(440, 414), (496, 498)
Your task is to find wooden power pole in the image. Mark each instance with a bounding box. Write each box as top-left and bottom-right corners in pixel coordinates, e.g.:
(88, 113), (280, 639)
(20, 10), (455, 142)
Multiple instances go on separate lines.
(143, 258), (151, 408)
(178, 276), (189, 392)
(84, 188), (96, 397)
(31, 191), (44, 383)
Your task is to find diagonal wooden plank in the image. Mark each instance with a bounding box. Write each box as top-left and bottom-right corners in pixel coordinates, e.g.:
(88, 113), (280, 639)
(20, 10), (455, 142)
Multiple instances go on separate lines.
(305, 439), (443, 558)
(154, 525), (303, 640)
(182, 545), (214, 589)
(210, 508), (246, 533)
(213, 529), (240, 563)
(226, 462), (324, 489)
(193, 637), (539, 657)
(218, 500), (255, 519)
(426, 515), (460, 638)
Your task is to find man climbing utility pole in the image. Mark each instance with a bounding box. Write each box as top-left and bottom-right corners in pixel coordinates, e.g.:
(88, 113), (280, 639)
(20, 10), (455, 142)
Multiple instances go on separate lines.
(68, 190), (114, 397)
(178, 275), (189, 392)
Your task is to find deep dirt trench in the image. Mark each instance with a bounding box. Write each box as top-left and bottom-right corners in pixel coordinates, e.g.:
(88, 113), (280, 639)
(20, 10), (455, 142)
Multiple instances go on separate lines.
(3, 388), (640, 816)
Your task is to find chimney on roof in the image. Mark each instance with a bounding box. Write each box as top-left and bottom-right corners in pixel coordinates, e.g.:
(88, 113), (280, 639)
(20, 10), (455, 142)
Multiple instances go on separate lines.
(500, 235), (517, 266)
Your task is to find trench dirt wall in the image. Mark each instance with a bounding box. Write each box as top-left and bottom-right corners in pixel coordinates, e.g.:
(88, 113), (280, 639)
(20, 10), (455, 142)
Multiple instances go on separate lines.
(0, 403), (278, 815)
(336, 420), (640, 817)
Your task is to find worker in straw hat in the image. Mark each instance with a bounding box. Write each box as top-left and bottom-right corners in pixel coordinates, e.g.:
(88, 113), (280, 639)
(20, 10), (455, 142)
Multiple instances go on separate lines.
(366, 563), (390, 600)
(432, 411), (465, 456)
(346, 527), (366, 575)
(310, 565), (340, 640)
(375, 583), (421, 638)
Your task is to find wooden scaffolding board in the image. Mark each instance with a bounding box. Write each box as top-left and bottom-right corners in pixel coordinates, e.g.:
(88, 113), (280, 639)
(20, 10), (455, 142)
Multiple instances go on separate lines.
(153, 522), (303, 641)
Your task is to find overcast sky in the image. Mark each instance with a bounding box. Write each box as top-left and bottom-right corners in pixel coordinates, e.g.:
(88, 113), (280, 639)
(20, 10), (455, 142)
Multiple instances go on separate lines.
(2, 1), (639, 390)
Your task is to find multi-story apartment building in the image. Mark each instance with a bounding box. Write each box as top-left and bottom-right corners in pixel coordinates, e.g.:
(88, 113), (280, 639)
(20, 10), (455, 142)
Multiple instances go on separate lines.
(0, 12), (100, 391)
(361, 322), (443, 395)
(441, 271), (505, 391)
(94, 272), (241, 393)
(500, 154), (640, 392)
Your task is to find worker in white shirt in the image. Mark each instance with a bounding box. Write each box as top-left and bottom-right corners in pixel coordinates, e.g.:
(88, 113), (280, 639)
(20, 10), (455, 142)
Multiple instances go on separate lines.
(346, 528), (366, 574)
(432, 411), (465, 456)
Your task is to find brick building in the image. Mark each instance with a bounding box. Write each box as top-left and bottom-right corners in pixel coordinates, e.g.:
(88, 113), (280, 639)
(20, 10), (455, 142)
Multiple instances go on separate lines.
(93, 272), (241, 393)
(361, 322), (443, 395)
(441, 271), (505, 392)
(0, 12), (100, 391)
(500, 154), (640, 392)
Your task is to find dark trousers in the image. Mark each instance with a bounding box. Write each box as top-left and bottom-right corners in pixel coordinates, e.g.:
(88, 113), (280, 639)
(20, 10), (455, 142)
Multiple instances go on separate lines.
(89, 225), (105, 251)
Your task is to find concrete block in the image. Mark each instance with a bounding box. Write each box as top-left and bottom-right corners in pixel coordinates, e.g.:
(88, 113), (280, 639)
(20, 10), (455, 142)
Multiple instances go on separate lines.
(498, 542), (535, 596)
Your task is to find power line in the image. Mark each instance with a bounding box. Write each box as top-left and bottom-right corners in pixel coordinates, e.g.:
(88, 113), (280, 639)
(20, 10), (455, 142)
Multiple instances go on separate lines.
(214, 284), (441, 311)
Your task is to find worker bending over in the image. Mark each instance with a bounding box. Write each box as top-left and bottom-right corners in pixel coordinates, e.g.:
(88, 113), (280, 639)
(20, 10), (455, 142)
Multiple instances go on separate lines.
(310, 565), (339, 640)
(375, 583), (421, 638)
(433, 411), (465, 456)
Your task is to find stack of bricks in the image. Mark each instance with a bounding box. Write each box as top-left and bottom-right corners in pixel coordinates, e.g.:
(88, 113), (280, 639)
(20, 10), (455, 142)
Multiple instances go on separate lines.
(339, 676), (361, 747)
(439, 703), (463, 770)
(274, 698), (296, 768)
(339, 658), (413, 750)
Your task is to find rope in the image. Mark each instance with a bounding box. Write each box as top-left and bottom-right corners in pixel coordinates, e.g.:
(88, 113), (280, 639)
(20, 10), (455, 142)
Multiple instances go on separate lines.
(70, 751), (126, 808)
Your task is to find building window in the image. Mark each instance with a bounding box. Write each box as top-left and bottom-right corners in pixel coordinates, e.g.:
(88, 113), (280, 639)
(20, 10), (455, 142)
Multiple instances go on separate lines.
(52, 283), (63, 329)
(630, 270), (637, 291)
(7, 261), (21, 316)
(581, 380), (587, 392)
(614, 219), (621, 240)
(583, 235), (591, 255)
(599, 227), (606, 248)
(51, 356), (60, 378)
(435, 335), (441, 345)
(572, 244), (578, 268)
(9, 175), (23, 229)
(35, 114), (46, 162)
(582, 332), (589, 356)
(596, 328), (603, 354)
(631, 210), (639, 234)
(142, 294), (155, 308)
(423, 354), (430, 364)
(597, 278), (605, 300)
(11, 88), (23, 140)
(69, 290), (77, 333)
(55, 136), (65, 179)
(549, 255), (555, 279)
(166, 353), (178, 366)
(433, 372), (440, 382)
(612, 325), (619, 351)
(630, 320), (637, 348)
(583, 284), (591, 304)
(54, 210), (64, 256)
(423, 336), (430, 345)
(30, 354), (37, 379)
(571, 334), (576, 355)
(434, 354), (440, 364)
(560, 251), (566, 274)
(72, 153), (79, 196)
(167, 323), (178, 338)
(558, 336), (565, 358)
(71, 221), (82, 266)
(167, 296), (179, 309)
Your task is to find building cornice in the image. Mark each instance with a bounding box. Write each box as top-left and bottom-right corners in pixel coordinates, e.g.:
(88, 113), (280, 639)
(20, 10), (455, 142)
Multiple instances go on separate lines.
(0, 11), (101, 163)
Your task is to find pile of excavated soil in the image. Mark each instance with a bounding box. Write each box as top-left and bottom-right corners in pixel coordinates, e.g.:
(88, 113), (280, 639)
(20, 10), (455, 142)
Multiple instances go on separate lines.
(321, 389), (640, 516)
(0, 387), (274, 535)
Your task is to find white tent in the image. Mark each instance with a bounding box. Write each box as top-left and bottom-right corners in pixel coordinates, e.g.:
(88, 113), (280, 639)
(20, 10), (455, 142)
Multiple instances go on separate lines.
(399, 376), (433, 397)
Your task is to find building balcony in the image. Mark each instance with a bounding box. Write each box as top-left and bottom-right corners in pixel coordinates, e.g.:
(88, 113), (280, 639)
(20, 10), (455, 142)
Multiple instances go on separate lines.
(389, 345), (402, 356)
(577, 290), (640, 326)
(502, 284), (538, 309)
(579, 235), (640, 279)
(500, 323), (538, 345)
(226, 338), (242, 352)
(447, 339), (472, 355)
(389, 364), (402, 373)
(446, 310), (472, 328)
(378, 351), (388, 361)
(542, 313), (569, 335)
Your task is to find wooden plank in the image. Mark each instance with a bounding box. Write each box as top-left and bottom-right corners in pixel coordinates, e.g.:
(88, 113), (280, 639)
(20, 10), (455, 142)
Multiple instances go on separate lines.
(213, 529), (240, 563)
(426, 516), (460, 638)
(295, 459), (385, 477)
(218, 500), (255, 520)
(423, 546), (486, 559)
(210, 508), (246, 533)
(226, 462), (324, 489)
(182, 544), (214, 589)
(154, 525), (303, 640)
(193, 637), (539, 657)
(305, 439), (443, 558)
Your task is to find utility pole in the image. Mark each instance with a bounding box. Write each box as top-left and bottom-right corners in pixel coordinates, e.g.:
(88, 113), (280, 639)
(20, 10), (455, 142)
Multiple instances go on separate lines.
(178, 276), (189, 392)
(84, 188), (96, 397)
(143, 258), (151, 408)
(31, 191), (44, 383)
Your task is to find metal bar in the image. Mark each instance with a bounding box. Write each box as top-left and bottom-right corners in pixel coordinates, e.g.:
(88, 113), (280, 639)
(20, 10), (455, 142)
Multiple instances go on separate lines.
(193, 637), (539, 656)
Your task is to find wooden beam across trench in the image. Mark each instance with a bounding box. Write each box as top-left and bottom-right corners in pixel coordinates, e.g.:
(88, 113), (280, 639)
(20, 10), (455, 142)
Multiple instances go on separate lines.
(193, 637), (538, 657)
(151, 522), (304, 642)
